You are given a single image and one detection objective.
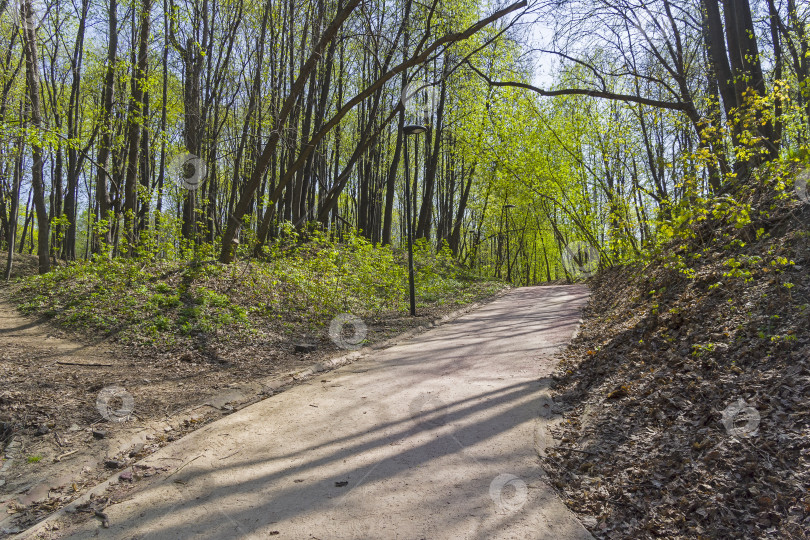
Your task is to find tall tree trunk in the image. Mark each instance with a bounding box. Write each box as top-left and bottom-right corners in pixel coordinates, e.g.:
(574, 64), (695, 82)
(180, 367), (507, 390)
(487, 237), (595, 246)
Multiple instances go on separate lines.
(123, 0), (152, 252)
(155, 0), (169, 218)
(3, 147), (22, 280)
(382, 108), (405, 245)
(51, 146), (62, 255)
(63, 0), (90, 260)
(703, 0), (737, 118)
(230, 0), (271, 244)
(766, 0), (783, 145)
(137, 87), (150, 232)
(384, 0), (413, 244)
(20, 0), (50, 273)
(449, 162), (475, 255)
(95, 0), (117, 253)
(723, 0), (776, 159)
(19, 188), (31, 254)
(169, 0), (207, 241)
(416, 69), (447, 239)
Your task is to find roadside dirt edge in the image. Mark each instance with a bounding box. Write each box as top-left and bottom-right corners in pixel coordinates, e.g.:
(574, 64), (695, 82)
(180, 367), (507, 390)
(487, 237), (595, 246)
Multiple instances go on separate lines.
(12, 286), (513, 539)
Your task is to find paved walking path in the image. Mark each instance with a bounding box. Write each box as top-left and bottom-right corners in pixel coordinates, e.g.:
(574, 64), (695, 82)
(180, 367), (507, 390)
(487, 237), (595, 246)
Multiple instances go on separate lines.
(54, 285), (591, 540)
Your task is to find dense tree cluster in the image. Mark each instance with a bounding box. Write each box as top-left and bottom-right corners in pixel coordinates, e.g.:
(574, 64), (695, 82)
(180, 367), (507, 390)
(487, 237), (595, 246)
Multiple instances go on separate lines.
(0, 0), (807, 282)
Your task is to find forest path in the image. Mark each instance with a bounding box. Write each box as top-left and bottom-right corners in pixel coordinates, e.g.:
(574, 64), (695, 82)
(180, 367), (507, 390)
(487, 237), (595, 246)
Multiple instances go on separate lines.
(0, 288), (123, 514)
(53, 285), (592, 540)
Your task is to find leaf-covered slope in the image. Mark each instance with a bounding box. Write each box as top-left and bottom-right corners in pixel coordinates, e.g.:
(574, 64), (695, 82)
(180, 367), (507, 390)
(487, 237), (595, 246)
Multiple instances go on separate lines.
(544, 175), (810, 539)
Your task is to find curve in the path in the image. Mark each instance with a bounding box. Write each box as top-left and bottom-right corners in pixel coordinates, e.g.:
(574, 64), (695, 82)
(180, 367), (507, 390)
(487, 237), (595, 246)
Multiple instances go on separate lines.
(52, 285), (591, 540)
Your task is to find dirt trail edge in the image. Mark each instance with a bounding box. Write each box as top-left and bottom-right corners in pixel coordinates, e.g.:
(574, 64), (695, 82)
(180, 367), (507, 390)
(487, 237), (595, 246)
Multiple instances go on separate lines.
(0, 296), (124, 504)
(26, 284), (591, 540)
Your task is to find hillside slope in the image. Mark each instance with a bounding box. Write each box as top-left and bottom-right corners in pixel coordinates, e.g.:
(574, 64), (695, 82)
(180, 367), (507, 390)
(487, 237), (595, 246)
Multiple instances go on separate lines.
(543, 172), (810, 538)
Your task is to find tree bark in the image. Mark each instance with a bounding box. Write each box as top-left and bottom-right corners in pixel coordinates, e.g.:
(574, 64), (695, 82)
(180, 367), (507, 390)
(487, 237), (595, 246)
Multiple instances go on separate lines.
(416, 67), (447, 239)
(3, 147), (22, 280)
(95, 0), (117, 253)
(219, 0), (364, 262)
(449, 162), (475, 255)
(63, 0), (90, 260)
(123, 0), (152, 252)
(20, 0), (50, 273)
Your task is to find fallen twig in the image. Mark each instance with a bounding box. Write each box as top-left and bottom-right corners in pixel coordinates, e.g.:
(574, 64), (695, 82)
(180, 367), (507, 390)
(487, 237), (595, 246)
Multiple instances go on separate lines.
(56, 360), (113, 367)
(165, 454), (203, 479)
(53, 449), (78, 462)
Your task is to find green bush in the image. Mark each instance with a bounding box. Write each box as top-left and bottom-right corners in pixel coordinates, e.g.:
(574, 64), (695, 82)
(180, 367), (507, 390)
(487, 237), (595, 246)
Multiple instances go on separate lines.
(12, 229), (503, 348)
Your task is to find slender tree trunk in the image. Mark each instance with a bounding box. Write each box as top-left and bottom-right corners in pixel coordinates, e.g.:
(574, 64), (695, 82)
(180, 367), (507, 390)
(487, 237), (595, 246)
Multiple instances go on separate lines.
(416, 69), (447, 239)
(382, 108), (405, 245)
(449, 162), (475, 254)
(766, 0), (783, 145)
(138, 89), (150, 232)
(63, 0), (90, 260)
(723, 0), (776, 160)
(94, 0), (117, 253)
(123, 0), (152, 253)
(702, 0), (737, 118)
(19, 188), (31, 254)
(155, 0), (168, 217)
(20, 0), (50, 273)
(4, 148), (22, 280)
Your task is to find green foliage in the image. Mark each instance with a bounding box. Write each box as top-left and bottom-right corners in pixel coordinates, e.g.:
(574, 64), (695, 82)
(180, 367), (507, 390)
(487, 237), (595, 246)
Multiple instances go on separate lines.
(13, 256), (250, 346)
(244, 230), (499, 318)
(12, 229), (502, 347)
(411, 239), (493, 304)
(244, 229), (407, 319)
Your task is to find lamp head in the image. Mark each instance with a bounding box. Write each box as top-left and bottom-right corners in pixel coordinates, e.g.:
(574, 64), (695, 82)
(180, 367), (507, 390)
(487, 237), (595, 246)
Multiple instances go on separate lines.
(403, 124), (427, 135)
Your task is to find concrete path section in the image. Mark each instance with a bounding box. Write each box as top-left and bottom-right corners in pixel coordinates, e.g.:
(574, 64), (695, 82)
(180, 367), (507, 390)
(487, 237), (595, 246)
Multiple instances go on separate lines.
(56, 285), (591, 540)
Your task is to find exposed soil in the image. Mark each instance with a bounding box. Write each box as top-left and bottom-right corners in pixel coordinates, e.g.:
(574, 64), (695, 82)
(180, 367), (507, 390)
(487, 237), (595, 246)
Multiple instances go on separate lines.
(542, 188), (810, 538)
(0, 251), (507, 535)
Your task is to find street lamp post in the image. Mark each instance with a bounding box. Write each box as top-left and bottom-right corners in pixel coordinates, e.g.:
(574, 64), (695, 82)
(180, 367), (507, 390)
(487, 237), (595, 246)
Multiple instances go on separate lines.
(503, 204), (516, 283)
(402, 124), (426, 316)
